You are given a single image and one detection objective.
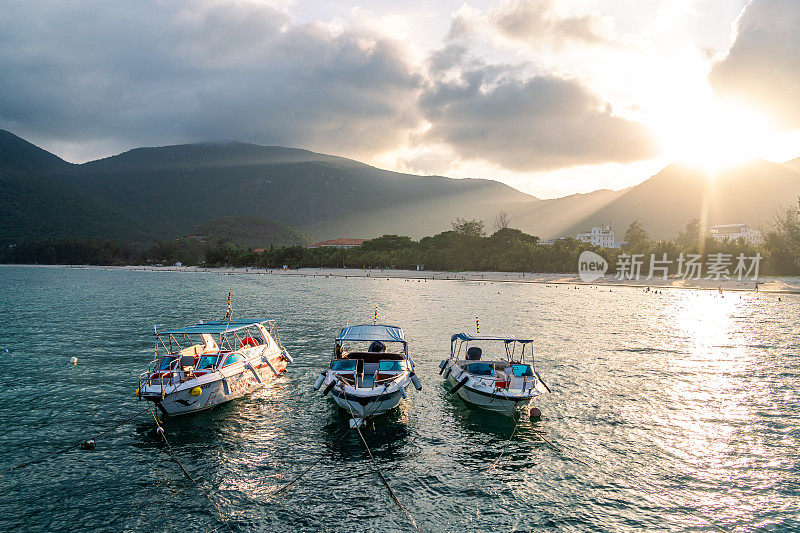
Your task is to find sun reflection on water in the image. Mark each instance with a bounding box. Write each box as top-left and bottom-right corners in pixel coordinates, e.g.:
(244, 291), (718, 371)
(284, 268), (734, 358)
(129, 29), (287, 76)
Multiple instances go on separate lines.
(649, 291), (788, 526)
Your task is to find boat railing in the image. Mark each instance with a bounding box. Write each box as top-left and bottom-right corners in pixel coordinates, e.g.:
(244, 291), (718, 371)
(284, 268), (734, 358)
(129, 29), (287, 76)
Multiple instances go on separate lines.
(139, 355), (188, 398)
(334, 371), (357, 387)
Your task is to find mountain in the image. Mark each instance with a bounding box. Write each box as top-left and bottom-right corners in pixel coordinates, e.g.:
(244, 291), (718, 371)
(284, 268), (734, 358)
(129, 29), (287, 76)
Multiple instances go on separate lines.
(198, 216), (311, 248)
(508, 188), (627, 239)
(0, 129), (72, 174)
(0, 130), (537, 244)
(782, 158), (800, 174)
(0, 130), (143, 244)
(69, 142), (536, 239)
(3, 128), (797, 247)
(509, 160), (800, 240)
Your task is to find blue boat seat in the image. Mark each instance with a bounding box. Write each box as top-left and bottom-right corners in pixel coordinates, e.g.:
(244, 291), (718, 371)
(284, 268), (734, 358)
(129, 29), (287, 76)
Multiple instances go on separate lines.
(379, 360), (404, 372)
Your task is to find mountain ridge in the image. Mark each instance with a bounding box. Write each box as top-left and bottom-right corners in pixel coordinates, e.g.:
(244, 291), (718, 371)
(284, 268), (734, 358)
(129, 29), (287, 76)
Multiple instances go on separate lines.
(2, 129), (798, 245)
(0, 129), (537, 243)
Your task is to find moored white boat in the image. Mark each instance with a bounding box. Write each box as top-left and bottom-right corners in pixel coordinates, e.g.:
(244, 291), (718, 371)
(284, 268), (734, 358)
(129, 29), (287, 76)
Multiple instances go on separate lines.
(440, 333), (550, 416)
(138, 313), (292, 417)
(314, 324), (421, 427)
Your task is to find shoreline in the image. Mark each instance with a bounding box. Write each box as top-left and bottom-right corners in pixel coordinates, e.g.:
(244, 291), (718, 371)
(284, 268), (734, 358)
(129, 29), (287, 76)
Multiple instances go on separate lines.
(4, 263), (799, 294)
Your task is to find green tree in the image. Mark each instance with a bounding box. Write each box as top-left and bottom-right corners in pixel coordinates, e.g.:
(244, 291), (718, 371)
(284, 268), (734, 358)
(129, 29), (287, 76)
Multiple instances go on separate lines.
(623, 220), (650, 251)
(676, 218), (701, 250)
(762, 199), (800, 274)
(451, 218), (486, 238)
(361, 235), (416, 252)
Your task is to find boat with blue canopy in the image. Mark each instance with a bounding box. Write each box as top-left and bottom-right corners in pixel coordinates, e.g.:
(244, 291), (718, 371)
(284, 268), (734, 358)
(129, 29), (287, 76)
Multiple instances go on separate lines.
(137, 296), (292, 416)
(439, 333), (550, 416)
(314, 324), (421, 427)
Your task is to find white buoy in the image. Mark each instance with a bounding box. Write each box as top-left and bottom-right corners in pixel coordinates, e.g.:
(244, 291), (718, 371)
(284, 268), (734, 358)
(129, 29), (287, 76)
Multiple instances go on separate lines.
(410, 372), (422, 391)
(313, 372), (325, 390)
(70, 357), (78, 365)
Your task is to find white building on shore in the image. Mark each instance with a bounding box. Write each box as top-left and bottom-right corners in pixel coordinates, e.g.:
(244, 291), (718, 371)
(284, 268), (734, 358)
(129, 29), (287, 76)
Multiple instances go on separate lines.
(576, 225), (617, 248)
(709, 224), (762, 244)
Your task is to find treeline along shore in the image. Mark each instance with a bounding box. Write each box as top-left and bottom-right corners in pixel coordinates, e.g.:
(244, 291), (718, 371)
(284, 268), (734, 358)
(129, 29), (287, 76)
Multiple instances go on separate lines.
(3, 203), (800, 277)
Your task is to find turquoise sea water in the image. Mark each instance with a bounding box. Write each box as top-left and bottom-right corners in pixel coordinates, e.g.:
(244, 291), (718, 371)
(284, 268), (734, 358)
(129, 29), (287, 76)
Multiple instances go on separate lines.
(1, 266), (798, 531)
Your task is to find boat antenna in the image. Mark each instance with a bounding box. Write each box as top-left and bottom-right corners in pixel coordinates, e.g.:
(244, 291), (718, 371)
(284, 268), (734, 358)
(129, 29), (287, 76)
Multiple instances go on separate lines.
(476, 316), (480, 333)
(224, 291), (232, 321)
(374, 305), (378, 325)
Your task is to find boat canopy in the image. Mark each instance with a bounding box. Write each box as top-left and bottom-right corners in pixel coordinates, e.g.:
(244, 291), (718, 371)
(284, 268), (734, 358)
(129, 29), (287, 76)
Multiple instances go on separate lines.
(337, 324), (405, 343)
(451, 333), (535, 343)
(158, 319), (271, 336)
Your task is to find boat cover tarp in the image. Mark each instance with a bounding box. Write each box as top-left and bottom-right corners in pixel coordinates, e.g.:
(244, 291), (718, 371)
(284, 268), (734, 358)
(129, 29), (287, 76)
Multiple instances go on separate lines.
(158, 320), (269, 335)
(451, 333), (534, 343)
(337, 324), (405, 343)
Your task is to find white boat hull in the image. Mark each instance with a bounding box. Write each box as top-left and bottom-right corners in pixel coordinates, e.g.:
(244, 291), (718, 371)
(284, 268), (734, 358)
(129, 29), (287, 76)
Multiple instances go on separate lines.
(442, 360), (541, 416)
(446, 372), (532, 415)
(324, 374), (411, 419)
(141, 349), (288, 416)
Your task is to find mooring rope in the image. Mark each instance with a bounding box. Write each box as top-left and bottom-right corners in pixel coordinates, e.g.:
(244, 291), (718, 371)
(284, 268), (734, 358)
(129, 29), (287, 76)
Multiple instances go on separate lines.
(146, 403), (233, 533)
(351, 421), (421, 532)
(489, 409), (524, 471)
(341, 385), (421, 533)
(5, 406), (150, 472)
(264, 425), (353, 501)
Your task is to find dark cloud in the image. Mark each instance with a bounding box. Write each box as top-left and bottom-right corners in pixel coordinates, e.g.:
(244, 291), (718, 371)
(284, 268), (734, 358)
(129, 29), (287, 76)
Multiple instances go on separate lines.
(710, 0), (800, 129)
(0, 0), (421, 159)
(0, 0), (656, 172)
(420, 58), (657, 171)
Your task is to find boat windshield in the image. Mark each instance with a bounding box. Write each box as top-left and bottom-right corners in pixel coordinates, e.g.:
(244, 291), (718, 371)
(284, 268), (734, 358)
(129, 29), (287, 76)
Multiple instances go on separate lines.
(331, 359), (357, 371)
(197, 355), (222, 370)
(224, 352), (244, 366)
(512, 364), (533, 377)
(158, 356), (177, 370)
(464, 362), (495, 376)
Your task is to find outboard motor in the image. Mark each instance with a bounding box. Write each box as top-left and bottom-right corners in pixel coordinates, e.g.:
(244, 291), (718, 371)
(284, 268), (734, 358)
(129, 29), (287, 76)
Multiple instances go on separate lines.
(466, 347), (482, 361)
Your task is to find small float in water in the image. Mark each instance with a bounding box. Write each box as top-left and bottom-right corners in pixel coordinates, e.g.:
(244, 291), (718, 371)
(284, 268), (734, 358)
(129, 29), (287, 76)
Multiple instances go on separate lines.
(314, 324), (421, 427)
(138, 296), (291, 417)
(440, 333), (549, 416)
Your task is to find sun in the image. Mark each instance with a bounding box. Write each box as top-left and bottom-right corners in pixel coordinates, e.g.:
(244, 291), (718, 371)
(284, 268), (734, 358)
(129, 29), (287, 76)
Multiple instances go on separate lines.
(659, 101), (775, 173)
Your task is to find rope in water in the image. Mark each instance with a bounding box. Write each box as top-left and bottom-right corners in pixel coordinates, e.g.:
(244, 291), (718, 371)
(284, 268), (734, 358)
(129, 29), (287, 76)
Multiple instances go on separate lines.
(341, 385), (421, 533)
(4, 406), (150, 472)
(489, 411), (524, 471)
(264, 425), (353, 501)
(351, 420), (421, 532)
(146, 404), (233, 533)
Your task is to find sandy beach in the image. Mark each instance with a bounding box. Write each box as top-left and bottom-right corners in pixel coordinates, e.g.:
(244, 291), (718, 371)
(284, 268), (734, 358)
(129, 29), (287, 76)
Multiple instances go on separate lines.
(8, 264), (799, 294)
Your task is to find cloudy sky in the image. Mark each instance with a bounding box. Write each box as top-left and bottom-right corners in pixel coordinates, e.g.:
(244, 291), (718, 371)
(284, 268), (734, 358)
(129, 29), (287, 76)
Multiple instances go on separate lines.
(1, 0), (798, 197)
